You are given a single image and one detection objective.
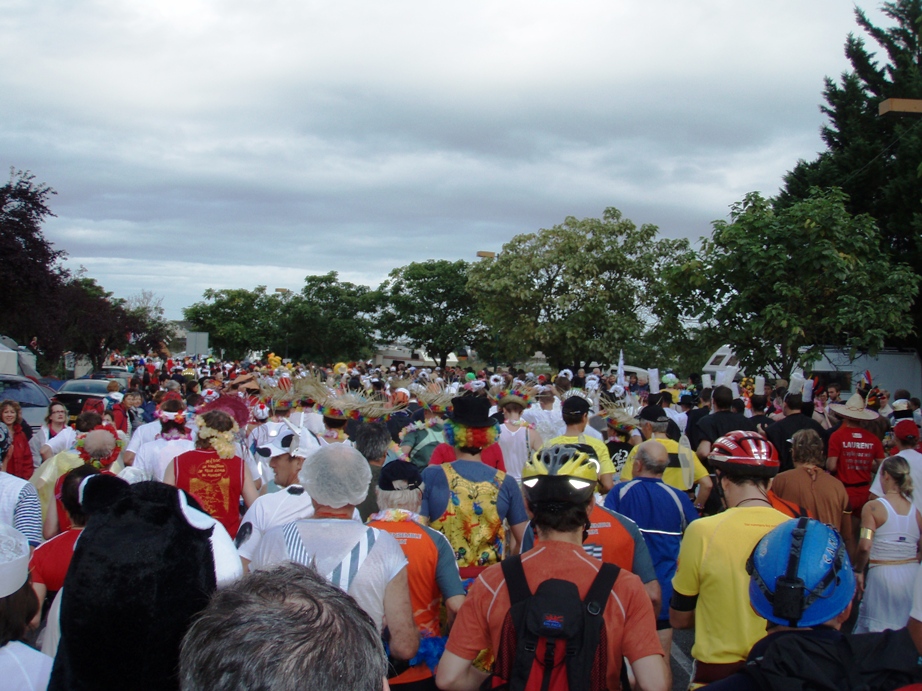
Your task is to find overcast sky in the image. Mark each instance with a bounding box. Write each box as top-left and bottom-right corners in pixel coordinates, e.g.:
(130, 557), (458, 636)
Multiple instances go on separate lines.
(1, 0), (886, 319)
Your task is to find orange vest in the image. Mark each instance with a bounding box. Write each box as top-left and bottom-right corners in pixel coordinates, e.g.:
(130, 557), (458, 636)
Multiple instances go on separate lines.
(173, 449), (244, 538)
(370, 515), (442, 684)
(583, 504), (635, 571)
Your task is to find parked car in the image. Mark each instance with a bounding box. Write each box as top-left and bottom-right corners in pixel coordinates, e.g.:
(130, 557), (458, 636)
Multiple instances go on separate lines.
(88, 371), (131, 391)
(0, 374), (53, 433)
(54, 379), (115, 424)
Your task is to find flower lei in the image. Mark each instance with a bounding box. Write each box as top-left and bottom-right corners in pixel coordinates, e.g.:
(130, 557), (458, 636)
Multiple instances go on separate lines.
(398, 418), (443, 444)
(322, 428), (349, 443)
(388, 441), (410, 462)
(157, 409), (186, 426)
(504, 419), (536, 430)
(156, 429), (193, 441)
(368, 508), (423, 523)
(195, 414), (239, 459)
(75, 425), (124, 470)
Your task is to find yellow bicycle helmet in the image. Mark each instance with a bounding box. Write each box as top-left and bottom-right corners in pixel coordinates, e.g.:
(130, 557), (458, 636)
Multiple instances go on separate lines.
(522, 444), (600, 504)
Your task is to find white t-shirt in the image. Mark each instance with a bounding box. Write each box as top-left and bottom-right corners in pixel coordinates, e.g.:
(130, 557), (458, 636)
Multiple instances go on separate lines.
(0, 641), (53, 691)
(133, 437), (196, 482)
(42, 427), (76, 456)
(252, 518), (407, 630)
(125, 420), (162, 455)
(237, 486), (319, 561)
(870, 448), (922, 516)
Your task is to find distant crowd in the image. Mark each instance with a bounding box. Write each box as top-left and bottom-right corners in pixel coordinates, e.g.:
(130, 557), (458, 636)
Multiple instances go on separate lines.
(0, 353), (920, 690)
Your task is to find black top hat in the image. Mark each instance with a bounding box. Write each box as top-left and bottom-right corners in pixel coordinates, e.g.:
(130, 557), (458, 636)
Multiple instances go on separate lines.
(448, 396), (495, 428)
(638, 405), (669, 423)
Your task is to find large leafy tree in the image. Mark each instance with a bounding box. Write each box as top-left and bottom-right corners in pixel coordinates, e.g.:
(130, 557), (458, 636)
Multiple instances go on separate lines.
(183, 286), (281, 360)
(779, 0), (922, 347)
(667, 188), (919, 378)
(377, 260), (475, 369)
(0, 169), (67, 349)
(285, 272), (378, 364)
(467, 208), (689, 369)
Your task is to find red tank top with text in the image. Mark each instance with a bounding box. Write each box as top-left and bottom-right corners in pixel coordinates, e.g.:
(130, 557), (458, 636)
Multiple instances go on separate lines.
(173, 449), (244, 537)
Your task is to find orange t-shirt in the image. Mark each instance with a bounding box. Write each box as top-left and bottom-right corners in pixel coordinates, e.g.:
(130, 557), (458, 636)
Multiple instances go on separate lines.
(446, 541), (662, 690)
(531, 504), (636, 572)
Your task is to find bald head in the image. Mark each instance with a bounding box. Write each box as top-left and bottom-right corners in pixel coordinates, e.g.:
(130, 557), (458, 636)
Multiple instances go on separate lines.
(634, 440), (669, 477)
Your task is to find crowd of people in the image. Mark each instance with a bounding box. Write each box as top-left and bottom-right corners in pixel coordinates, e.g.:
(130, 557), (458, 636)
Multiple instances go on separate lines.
(0, 353), (921, 690)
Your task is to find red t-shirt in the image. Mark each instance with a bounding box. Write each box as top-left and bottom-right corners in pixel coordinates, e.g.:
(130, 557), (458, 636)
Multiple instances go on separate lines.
(173, 449), (244, 538)
(446, 541), (662, 690)
(829, 425), (885, 510)
(29, 528), (82, 592)
(428, 442), (506, 472)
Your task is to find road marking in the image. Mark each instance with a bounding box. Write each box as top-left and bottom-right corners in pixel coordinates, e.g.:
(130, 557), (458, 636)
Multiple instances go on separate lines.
(671, 642), (693, 675)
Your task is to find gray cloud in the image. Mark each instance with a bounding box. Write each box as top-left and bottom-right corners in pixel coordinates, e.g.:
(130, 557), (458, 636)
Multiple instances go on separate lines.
(0, 0), (881, 319)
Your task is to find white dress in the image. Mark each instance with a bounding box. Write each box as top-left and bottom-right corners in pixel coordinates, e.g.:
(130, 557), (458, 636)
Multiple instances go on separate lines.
(854, 497), (921, 632)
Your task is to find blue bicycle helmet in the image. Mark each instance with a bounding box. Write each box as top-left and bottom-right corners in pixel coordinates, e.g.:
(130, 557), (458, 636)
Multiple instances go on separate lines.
(746, 517), (855, 628)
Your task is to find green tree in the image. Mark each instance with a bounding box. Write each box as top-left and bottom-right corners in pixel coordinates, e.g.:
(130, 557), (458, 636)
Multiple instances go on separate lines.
(183, 286), (280, 360)
(0, 169), (67, 350)
(377, 260), (474, 369)
(124, 290), (177, 356)
(284, 272), (377, 364)
(667, 188), (920, 378)
(779, 0), (922, 346)
(56, 275), (141, 371)
(467, 208), (689, 369)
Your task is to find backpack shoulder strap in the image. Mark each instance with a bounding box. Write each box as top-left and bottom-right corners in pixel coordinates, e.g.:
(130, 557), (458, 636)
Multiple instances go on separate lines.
(500, 554), (532, 605)
(585, 562), (620, 614)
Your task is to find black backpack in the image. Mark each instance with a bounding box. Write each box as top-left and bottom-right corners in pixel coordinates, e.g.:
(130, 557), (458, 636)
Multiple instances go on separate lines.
(484, 555), (620, 691)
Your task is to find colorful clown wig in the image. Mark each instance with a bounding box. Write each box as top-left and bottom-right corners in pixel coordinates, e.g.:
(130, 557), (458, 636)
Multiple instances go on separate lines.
(443, 419), (500, 451)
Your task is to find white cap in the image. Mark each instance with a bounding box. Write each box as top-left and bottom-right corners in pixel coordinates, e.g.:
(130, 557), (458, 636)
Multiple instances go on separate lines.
(0, 525), (29, 598)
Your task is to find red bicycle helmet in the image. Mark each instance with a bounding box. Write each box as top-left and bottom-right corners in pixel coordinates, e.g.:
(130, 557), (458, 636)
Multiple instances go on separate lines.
(709, 430), (779, 478)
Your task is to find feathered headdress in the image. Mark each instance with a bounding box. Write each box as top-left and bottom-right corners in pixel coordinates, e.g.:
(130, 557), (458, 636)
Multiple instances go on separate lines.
(318, 391), (406, 423)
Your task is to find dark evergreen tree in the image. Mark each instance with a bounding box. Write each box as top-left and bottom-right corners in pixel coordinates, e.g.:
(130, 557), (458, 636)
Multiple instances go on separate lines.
(0, 169), (66, 348)
(779, 1), (922, 347)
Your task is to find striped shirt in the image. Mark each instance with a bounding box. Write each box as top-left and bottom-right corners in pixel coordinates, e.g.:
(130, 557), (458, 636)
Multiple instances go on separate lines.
(0, 472), (42, 546)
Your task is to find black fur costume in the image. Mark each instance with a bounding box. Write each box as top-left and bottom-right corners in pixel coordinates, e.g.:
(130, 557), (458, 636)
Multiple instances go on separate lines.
(49, 477), (217, 690)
